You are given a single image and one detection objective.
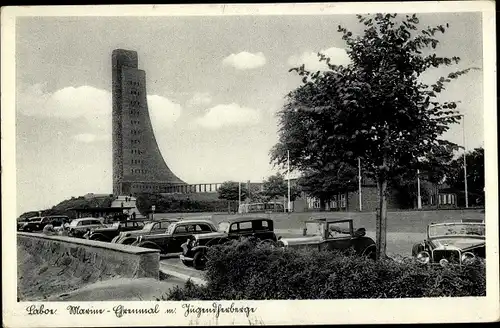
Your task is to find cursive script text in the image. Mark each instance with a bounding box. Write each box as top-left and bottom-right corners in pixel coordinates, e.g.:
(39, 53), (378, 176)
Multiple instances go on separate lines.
(26, 304), (57, 315)
(112, 304), (160, 318)
(183, 302), (257, 319)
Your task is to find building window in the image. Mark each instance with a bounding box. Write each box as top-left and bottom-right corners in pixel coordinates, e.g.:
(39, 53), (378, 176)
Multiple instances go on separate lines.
(340, 194), (346, 208)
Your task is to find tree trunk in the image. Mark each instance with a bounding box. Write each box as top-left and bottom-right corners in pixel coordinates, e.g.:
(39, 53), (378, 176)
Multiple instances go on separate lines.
(228, 200), (231, 214)
(376, 177), (388, 261)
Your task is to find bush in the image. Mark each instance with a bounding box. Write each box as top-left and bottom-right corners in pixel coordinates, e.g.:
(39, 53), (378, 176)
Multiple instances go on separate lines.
(166, 238), (486, 300)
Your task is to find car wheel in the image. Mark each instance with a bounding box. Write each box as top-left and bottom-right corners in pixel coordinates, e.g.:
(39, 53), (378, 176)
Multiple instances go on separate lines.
(181, 260), (193, 267)
(192, 251), (207, 270)
(412, 243), (424, 257)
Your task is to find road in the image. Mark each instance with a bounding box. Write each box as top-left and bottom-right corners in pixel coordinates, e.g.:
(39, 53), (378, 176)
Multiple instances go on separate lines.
(159, 254), (207, 285)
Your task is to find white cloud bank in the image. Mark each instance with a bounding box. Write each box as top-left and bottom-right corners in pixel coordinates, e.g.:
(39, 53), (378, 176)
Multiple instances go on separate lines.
(17, 84), (182, 141)
(287, 47), (351, 71)
(222, 51), (266, 70)
(195, 103), (261, 129)
(186, 92), (212, 107)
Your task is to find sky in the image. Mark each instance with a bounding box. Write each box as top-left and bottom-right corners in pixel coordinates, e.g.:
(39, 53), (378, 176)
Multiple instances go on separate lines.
(15, 12), (484, 215)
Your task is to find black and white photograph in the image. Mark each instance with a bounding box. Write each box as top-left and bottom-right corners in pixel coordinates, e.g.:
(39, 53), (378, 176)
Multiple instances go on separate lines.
(1, 2), (498, 326)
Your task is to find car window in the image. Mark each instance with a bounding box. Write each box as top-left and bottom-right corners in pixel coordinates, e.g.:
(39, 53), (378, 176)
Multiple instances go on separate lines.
(253, 220), (269, 231)
(77, 221), (83, 226)
(327, 221), (352, 238)
(197, 224), (213, 232)
(92, 220), (101, 225)
(135, 222), (144, 228)
(238, 222), (253, 232)
(160, 221), (171, 230)
(174, 225), (189, 234)
(229, 223), (238, 232)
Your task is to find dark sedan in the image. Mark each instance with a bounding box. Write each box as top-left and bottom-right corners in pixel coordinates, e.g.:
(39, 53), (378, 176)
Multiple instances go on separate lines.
(130, 219), (218, 254)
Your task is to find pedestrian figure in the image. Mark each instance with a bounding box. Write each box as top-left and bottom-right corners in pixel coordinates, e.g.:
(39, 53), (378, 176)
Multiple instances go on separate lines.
(43, 220), (56, 235)
(132, 212), (136, 220)
(121, 202), (124, 208)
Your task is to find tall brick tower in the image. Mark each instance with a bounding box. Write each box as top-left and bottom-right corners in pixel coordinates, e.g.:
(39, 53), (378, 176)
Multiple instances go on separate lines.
(112, 49), (185, 196)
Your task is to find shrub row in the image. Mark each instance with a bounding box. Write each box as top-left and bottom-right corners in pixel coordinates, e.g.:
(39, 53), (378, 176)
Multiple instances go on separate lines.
(166, 238), (486, 300)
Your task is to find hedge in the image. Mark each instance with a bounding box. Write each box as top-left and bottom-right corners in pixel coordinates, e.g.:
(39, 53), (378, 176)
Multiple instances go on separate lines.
(166, 238), (486, 300)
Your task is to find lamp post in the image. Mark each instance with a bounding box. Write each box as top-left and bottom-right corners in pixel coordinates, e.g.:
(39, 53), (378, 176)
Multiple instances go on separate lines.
(461, 114), (469, 208)
(358, 157), (362, 211)
(287, 150), (291, 213)
(417, 169), (422, 209)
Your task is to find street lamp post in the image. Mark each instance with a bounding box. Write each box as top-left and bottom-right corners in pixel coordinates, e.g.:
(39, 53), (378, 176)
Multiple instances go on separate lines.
(461, 114), (469, 208)
(417, 169), (422, 209)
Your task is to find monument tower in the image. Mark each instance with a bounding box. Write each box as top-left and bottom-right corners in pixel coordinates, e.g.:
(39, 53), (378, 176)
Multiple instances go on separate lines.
(112, 49), (185, 196)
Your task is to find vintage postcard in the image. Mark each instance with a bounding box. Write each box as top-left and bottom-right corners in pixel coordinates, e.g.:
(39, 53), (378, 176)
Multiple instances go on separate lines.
(1, 2), (498, 326)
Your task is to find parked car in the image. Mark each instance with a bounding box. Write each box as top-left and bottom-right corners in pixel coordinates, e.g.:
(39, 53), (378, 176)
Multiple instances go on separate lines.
(180, 216), (278, 270)
(277, 218), (376, 259)
(84, 220), (148, 242)
(111, 218), (181, 245)
(67, 217), (106, 238)
(412, 219), (485, 266)
(18, 217), (42, 231)
(19, 215), (70, 232)
(130, 219), (217, 254)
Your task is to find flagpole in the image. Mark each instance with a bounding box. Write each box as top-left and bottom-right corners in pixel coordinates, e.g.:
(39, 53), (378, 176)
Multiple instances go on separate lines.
(358, 157), (362, 211)
(462, 114), (469, 208)
(417, 169), (422, 209)
(238, 181), (241, 209)
(287, 150), (291, 213)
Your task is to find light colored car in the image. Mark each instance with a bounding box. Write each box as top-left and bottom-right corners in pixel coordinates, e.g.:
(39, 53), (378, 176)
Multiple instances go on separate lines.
(278, 218), (376, 259)
(412, 219), (485, 266)
(68, 217), (106, 238)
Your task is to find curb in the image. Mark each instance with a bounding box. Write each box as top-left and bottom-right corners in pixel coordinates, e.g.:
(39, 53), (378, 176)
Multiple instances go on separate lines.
(159, 266), (207, 286)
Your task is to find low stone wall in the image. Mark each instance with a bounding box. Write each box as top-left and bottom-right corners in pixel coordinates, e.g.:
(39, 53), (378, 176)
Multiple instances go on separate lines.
(17, 232), (160, 301)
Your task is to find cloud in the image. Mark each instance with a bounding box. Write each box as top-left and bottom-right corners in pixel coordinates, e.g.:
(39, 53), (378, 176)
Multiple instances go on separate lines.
(186, 92), (212, 107)
(73, 133), (109, 143)
(222, 51), (266, 70)
(195, 103), (261, 129)
(17, 84), (183, 134)
(287, 47), (351, 71)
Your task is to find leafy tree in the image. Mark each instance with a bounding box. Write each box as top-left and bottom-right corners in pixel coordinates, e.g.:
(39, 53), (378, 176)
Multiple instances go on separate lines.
(297, 162), (358, 209)
(217, 181), (248, 212)
(446, 147), (485, 205)
(271, 13), (476, 259)
(262, 173), (288, 200)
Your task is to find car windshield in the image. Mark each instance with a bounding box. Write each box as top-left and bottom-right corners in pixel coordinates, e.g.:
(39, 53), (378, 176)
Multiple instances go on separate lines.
(28, 217), (42, 222)
(218, 222), (230, 232)
(304, 222), (324, 237)
(166, 224), (176, 235)
(429, 223), (485, 238)
(69, 220), (79, 227)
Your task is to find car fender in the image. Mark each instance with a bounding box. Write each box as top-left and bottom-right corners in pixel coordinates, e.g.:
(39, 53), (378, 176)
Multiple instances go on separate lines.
(137, 241), (162, 251)
(191, 245), (209, 253)
(361, 244), (376, 260)
(89, 233), (108, 241)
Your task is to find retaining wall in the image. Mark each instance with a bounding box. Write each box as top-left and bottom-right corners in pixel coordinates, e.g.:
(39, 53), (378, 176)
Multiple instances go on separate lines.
(17, 232), (160, 300)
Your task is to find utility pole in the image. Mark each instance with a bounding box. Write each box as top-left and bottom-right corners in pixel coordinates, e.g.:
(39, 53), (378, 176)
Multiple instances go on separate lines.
(238, 181), (242, 211)
(417, 169), (422, 209)
(287, 150), (291, 213)
(462, 114), (469, 208)
(358, 157), (362, 211)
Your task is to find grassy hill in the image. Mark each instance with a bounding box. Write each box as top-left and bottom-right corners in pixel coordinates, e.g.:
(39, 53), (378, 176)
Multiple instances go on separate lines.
(18, 195), (114, 220)
(19, 192), (231, 220)
(136, 192), (231, 214)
